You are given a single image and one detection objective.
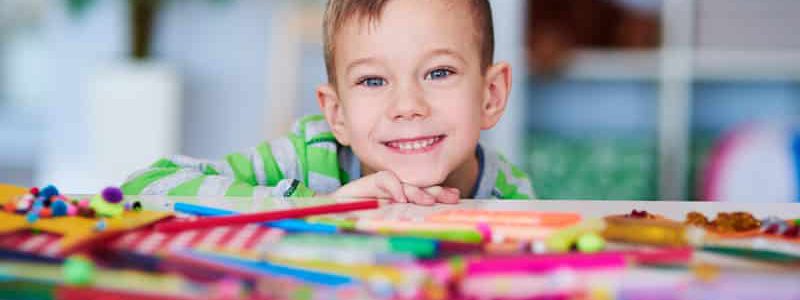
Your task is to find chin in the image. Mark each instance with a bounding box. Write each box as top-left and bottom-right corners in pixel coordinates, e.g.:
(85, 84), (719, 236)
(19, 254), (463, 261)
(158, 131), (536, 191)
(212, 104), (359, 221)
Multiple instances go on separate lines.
(391, 166), (449, 187)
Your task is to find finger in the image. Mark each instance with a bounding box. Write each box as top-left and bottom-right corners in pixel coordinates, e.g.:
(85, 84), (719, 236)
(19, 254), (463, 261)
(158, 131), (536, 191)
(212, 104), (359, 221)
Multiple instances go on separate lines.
(376, 171), (407, 203)
(437, 187), (461, 204)
(404, 184), (435, 206)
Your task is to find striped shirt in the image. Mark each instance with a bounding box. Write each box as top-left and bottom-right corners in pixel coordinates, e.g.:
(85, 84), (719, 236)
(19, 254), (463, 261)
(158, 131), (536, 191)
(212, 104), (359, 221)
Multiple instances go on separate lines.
(121, 115), (535, 199)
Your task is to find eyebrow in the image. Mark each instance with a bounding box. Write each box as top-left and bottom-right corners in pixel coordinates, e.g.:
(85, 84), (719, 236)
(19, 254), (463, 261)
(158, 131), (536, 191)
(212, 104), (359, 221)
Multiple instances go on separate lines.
(344, 48), (468, 75)
(345, 57), (381, 76)
(423, 48), (467, 65)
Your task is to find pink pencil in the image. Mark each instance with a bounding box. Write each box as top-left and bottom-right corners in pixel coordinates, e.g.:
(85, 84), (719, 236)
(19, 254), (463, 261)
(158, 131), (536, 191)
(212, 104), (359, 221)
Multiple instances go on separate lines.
(155, 199), (379, 232)
(466, 252), (628, 275)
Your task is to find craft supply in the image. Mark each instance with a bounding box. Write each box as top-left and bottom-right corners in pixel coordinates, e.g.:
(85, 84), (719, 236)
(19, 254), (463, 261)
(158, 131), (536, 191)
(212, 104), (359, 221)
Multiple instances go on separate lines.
(51, 200), (68, 217)
(576, 233), (605, 253)
(322, 219), (485, 243)
(173, 202), (339, 234)
(466, 252), (627, 276)
(170, 250), (356, 286)
(266, 233), (438, 259)
(90, 194), (124, 218)
(603, 215), (688, 246)
(545, 219), (605, 253)
(101, 187), (124, 204)
(63, 256), (94, 286)
(426, 209), (581, 227)
(156, 199), (379, 232)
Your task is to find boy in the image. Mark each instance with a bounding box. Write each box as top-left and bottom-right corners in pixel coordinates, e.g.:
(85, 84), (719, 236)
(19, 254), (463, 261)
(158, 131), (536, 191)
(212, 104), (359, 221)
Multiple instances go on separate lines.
(121, 0), (534, 205)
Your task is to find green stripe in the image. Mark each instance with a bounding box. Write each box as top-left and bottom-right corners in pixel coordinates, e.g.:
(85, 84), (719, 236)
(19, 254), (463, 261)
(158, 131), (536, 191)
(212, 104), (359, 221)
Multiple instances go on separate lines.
(495, 171), (529, 199)
(306, 147), (340, 179)
(295, 115), (325, 137)
(227, 153), (257, 185)
(121, 168), (179, 195)
(308, 132), (336, 144)
(510, 164), (528, 179)
(167, 175), (206, 196)
(204, 165), (219, 175)
(151, 158), (178, 168)
(257, 142), (284, 185)
(288, 134), (308, 183)
(225, 181), (255, 197)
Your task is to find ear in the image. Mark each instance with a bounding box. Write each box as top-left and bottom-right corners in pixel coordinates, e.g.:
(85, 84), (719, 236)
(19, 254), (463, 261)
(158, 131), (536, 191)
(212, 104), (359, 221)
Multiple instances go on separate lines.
(480, 62), (512, 130)
(317, 83), (351, 145)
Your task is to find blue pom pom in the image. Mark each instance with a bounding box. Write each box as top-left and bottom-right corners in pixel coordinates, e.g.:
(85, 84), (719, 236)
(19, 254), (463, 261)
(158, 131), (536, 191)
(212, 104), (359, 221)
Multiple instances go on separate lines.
(101, 187), (123, 204)
(40, 185), (60, 200)
(52, 200), (68, 217)
(26, 212), (39, 224)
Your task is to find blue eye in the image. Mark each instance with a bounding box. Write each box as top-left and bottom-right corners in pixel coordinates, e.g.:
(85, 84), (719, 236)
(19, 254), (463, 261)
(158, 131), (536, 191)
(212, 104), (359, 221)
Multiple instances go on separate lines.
(358, 77), (386, 87)
(426, 68), (453, 80)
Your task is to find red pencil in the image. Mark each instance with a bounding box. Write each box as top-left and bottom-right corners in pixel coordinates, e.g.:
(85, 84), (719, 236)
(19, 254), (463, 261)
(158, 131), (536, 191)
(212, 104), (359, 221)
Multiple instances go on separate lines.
(155, 199), (379, 232)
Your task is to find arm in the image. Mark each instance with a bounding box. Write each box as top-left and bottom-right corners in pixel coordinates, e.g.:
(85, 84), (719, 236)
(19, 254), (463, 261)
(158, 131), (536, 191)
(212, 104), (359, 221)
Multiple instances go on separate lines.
(120, 142), (303, 197)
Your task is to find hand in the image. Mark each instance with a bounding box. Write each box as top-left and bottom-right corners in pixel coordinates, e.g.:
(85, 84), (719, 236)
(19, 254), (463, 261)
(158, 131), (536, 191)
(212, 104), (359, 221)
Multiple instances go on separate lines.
(331, 171), (460, 205)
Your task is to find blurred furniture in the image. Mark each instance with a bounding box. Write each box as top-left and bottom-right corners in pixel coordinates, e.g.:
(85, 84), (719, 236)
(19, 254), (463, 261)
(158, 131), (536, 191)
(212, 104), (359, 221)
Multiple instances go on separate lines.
(522, 0), (800, 200)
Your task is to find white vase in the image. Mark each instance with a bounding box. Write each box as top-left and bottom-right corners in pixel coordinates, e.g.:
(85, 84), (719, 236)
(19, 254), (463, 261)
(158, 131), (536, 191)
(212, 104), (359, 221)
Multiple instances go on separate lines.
(86, 60), (181, 187)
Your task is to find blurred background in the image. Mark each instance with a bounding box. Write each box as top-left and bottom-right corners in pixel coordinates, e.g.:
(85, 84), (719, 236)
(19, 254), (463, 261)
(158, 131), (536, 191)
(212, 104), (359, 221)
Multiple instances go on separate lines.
(1, 0), (799, 201)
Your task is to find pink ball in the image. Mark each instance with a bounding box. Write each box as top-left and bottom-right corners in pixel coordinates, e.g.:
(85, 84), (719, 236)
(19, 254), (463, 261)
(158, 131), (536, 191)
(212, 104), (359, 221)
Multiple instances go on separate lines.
(78, 199), (90, 208)
(67, 204), (78, 216)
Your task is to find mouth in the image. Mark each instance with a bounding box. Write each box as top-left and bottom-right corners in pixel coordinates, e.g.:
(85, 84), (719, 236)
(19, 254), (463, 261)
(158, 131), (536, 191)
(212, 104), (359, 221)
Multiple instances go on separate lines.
(383, 135), (446, 154)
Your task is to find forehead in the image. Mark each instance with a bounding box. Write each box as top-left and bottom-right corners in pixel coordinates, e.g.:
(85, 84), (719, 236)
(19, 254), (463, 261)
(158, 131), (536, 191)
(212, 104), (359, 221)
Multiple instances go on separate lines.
(333, 0), (481, 70)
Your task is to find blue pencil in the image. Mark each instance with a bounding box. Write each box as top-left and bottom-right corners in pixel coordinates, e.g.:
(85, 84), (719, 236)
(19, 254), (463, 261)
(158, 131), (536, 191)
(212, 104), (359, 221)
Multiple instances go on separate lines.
(181, 250), (356, 286)
(173, 202), (338, 234)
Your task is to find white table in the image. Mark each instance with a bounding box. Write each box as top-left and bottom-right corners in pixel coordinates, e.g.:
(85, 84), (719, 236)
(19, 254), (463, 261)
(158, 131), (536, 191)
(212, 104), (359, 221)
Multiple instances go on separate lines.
(130, 196), (800, 220)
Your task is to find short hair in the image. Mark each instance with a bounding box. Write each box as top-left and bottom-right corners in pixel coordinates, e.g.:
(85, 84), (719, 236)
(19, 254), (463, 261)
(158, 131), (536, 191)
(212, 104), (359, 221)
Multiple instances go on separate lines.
(322, 0), (495, 84)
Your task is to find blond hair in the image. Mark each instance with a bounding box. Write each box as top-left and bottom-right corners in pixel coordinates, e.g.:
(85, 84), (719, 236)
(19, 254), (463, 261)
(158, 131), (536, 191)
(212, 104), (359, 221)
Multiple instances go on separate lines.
(322, 0), (495, 84)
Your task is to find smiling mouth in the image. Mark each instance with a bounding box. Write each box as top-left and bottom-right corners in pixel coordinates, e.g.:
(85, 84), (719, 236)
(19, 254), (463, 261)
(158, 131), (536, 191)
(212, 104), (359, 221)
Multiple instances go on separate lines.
(383, 135), (446, 153)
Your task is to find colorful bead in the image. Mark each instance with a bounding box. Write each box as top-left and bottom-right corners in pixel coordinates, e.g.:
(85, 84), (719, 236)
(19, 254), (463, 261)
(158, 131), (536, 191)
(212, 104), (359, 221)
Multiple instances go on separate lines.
(576, 233), (605, 253)
(66, 204), (78, 216)
(78, 199), (90, 208)
(90, 194), (124, 218)
(94, 219), (107, 232)
(26, 212), (39, 223)
(39, 207), (52, 218)
(101, 187), (123, 204)
(63, 256), (94, 286)
(52, 200), (68, 217)
(39, 185), (59, 200)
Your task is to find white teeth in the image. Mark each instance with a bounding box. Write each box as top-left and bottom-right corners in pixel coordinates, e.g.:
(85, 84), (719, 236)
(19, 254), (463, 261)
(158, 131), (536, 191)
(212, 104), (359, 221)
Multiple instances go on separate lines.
(387, 136), (441, 151)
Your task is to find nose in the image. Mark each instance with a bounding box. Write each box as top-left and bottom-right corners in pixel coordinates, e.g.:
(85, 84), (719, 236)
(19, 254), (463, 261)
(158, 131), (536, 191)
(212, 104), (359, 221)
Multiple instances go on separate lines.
(388, 81), (429, 121)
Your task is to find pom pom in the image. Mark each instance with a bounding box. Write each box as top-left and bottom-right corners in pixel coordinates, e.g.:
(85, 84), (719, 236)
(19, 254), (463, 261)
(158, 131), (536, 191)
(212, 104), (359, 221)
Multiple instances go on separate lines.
(67, 203), (78, 216)
(52, 200), (68, 217)
(90, 195), (123, 218)
(29, 187), (39, 197)
(101, 186), (123, 204)
(63, 256), (94, 286)
(39, 185), (59, 200)
(26, 212), (39, 224)
(94, 219), (107, 232)
(78, 198), (90, 208)
(39, 207), (52, 218)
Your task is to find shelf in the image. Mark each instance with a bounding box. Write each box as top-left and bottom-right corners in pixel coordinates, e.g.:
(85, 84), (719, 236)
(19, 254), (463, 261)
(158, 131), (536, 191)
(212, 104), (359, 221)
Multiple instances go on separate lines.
(555, 50), (661, 81)
(694, 50), (800, 81)
(541, 49), (800, 82)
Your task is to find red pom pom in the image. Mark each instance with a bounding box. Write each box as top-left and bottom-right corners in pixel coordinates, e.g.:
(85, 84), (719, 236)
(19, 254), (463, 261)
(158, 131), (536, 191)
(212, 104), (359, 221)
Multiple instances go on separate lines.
(29, 187), (39, 197)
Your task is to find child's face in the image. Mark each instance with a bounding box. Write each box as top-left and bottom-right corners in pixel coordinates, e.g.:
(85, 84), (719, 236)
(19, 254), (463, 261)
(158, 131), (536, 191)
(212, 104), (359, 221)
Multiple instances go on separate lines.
(319, 0), (510, 187)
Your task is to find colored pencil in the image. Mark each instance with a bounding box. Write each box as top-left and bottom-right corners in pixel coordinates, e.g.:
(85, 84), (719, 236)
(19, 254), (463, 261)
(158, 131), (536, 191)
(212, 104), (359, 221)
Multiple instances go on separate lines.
(173, 202), (339, 233)
(156, 199), (378, 232)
